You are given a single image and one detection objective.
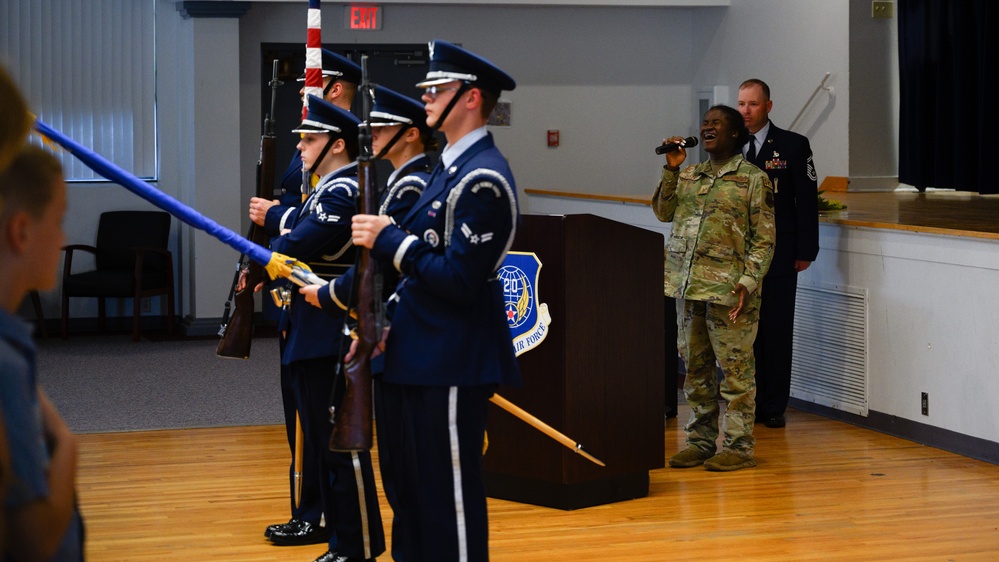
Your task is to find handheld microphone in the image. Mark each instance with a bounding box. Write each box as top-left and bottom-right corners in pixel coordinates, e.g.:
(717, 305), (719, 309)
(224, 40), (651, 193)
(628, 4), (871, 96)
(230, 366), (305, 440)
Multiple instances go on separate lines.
(655, 136), (698, 155)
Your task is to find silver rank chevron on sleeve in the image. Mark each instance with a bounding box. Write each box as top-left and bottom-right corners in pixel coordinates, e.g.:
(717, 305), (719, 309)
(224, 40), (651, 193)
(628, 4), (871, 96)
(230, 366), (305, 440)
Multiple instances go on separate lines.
(461, 222), (493, 245)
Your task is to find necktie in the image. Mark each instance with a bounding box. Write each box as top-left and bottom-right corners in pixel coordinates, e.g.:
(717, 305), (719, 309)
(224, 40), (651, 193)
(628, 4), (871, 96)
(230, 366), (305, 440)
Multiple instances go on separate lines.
(747, 135), (757, 162)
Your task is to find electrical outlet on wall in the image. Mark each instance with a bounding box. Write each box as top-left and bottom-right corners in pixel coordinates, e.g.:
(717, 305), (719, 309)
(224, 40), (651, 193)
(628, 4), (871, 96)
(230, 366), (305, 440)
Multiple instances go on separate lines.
(872, 1), (894, 19)
(921, 392), (929, 416)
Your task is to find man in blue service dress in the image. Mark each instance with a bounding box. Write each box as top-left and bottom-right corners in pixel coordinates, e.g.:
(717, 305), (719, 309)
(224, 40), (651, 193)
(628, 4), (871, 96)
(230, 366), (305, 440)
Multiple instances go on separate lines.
(265, 95), (384, 562)
(302, 39), (521, 561)
(737, 79), (820, 429)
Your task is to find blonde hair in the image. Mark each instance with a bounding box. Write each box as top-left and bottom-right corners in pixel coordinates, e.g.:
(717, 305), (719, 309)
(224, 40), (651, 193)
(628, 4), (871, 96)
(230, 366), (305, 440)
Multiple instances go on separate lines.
(0, 65), (32, 173)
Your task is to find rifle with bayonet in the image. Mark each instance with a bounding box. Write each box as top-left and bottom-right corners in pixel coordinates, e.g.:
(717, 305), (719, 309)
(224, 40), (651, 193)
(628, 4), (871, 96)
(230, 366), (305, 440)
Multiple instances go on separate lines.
(217, 59), (282, 359)
(329, 55), (381, 451)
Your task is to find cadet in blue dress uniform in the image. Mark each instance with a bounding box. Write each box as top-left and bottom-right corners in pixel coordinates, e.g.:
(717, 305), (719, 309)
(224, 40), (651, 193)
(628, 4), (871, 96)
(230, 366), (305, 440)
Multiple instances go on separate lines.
(266, 95), (384, 562)
(370, 86), (436, 219)
(275, 49), (363, 208)
(301, 84), (438, 562)
(249, 50), (363, 548)
(248, 49), (362, 549)
(304, 40), (521, 561)
(365, 85), (437, 562)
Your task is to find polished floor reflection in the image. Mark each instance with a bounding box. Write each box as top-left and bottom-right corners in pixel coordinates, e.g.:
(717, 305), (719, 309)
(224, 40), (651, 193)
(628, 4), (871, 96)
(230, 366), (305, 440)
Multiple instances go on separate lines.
(77, 404), (999, 561)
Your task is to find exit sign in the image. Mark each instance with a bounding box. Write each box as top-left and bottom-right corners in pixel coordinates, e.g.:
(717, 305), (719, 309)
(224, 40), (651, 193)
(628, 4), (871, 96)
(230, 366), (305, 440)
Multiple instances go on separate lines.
(344, 4), (382, 30)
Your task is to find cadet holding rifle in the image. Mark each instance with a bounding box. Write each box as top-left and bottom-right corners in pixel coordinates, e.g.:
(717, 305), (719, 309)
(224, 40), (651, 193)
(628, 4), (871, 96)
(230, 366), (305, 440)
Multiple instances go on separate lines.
(241, 50), (362, 548)
(218, 60), (282, 360)
(255, 50), (362, 227)
(369, 86), (436, 220)
(261, 95), (384, 562)
(303, 83), (434, 561)
(303, 40), (521, 561)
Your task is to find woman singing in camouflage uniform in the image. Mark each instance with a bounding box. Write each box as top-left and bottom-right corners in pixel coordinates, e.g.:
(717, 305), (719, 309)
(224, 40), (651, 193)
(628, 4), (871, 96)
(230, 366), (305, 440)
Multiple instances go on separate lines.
(652, 104), (775, 472)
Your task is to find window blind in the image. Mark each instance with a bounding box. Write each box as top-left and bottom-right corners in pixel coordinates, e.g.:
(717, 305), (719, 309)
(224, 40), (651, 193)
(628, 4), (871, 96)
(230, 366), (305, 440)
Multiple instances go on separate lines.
(1, 0), (157, 181)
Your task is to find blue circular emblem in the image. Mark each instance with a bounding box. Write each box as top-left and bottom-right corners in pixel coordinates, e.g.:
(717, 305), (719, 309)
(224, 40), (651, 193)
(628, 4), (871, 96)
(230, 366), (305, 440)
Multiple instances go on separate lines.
(498, 265), (533, 329)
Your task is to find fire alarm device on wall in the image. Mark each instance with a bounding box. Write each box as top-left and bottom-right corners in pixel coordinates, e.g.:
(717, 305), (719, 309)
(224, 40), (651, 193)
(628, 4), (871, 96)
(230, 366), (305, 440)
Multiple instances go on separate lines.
(547, 130), (559, 148)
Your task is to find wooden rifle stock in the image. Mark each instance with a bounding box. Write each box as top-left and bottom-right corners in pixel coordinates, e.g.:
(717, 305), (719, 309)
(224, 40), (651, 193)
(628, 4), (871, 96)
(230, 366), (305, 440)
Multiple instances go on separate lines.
(329, 228), (376, 451)
(217, 61), (281, 359)
(330, 56), (378, 451)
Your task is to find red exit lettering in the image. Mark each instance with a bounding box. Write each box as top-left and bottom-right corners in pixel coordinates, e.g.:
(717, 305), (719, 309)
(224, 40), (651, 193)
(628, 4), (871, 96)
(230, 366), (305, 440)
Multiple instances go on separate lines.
(350, 6), (380, 30)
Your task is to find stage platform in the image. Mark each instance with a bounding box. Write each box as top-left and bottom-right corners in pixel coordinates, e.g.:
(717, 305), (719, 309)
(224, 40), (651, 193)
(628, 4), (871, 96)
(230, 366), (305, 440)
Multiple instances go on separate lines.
(816, 189), (999, 240)
(524, 187), (999, 240)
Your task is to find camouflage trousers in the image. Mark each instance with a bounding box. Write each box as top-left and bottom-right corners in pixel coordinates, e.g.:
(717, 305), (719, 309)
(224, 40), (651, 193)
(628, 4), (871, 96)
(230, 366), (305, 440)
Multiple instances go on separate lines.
(676, 298), (759, 455)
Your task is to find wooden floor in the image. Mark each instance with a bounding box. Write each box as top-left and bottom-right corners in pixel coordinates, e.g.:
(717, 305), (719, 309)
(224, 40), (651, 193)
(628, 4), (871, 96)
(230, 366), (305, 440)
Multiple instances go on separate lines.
(77, 405), (999, 561)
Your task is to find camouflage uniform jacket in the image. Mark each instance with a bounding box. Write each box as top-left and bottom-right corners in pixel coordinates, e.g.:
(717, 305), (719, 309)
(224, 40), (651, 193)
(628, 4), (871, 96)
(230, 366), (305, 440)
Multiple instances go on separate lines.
(652, 156), (776, 307)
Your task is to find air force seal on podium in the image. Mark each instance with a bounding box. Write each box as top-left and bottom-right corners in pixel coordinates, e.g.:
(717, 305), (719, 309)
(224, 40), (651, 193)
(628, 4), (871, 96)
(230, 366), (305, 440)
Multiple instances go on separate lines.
(500, 251), (552, 357)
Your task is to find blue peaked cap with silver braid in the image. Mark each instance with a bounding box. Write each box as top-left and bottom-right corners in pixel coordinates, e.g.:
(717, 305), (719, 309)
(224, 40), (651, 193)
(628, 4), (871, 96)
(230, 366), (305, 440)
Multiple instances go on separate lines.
(370, 86), (431, 135)
(292, 94), (360, 138)
(296, 48), (362, 85)
(415, 39), (516, 96)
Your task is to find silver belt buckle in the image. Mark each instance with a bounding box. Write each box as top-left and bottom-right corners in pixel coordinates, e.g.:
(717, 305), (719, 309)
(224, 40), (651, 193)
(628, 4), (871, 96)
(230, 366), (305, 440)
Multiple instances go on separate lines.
(270, 285), (292, 308)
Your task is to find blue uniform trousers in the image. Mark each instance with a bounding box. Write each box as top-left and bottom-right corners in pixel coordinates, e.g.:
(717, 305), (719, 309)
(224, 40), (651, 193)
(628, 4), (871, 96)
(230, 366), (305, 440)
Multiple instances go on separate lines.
(291, 356), (385, 560)
(378, 382), (493, 562)
(280, 335), (323, 525)
(373, 378), (406, 560)
(754, 271), (799, 417)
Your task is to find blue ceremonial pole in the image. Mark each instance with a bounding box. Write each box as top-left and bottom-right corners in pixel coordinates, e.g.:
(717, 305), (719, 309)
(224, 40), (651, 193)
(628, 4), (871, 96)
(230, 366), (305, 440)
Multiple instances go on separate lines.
(33, 118), (325, 286)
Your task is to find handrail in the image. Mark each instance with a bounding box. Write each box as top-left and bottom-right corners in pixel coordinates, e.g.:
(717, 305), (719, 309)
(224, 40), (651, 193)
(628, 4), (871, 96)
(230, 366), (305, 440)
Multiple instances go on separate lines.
(789, 72), (832, 131)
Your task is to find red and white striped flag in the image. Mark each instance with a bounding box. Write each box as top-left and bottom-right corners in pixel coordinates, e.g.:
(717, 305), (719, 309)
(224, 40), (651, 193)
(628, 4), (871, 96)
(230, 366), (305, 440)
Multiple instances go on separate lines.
(303, 0), (323, 119)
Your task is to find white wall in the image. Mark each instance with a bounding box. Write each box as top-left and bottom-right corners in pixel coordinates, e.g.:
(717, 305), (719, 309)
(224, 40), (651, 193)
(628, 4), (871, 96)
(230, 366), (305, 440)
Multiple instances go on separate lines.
(155, 0), (196, 317)
(237, 3), (697, 208)
(689, 0), (852, 187)
(800, 225), (999, 443)
(848, 0), (900, 191)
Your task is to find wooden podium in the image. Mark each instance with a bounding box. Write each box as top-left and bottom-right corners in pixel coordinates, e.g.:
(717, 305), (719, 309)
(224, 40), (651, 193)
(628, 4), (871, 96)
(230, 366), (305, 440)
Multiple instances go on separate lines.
(483, 214), (668, 510)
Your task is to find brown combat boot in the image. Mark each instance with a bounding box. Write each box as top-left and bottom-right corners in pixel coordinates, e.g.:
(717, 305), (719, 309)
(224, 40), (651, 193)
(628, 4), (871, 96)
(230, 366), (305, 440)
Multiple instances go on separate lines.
(704, 449), (756, 472)
(668, 447), (714, 468)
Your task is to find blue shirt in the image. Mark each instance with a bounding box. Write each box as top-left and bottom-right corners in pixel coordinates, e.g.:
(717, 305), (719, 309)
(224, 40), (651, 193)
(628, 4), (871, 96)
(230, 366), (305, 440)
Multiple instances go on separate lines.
(1, 309), (84, 561)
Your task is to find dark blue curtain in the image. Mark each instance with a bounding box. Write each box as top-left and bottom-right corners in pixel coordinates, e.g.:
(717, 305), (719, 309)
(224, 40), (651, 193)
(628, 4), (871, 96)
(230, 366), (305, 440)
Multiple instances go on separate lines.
(898, 0), (998, 193)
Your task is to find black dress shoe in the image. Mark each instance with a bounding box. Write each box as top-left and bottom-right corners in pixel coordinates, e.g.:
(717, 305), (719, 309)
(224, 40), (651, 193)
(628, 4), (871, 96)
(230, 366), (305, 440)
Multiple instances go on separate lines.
(763, 414), (786, 428)
(264, 518), (300, 538)
(268, 519), (328, 546)
(312, 551), (374, 562)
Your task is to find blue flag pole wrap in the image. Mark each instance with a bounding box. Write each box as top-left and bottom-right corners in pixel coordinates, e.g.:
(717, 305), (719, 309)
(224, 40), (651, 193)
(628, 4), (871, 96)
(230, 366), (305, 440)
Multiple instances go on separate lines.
(33, 118), (325, 286)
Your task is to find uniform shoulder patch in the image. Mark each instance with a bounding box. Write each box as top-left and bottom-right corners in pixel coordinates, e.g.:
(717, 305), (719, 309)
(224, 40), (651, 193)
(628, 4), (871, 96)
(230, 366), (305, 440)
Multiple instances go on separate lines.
(321, 177), (357, 197)
(458, 169), (512, 199)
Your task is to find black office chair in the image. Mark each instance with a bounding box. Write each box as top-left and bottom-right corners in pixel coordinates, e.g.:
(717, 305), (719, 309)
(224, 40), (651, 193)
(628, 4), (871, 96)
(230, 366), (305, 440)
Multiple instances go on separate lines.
(61, 210), (175, 341)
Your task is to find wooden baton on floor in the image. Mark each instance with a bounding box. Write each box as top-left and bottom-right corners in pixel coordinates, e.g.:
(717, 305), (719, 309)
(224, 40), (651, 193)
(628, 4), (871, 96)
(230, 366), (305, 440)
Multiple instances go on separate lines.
(490, 394), (606, 467)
